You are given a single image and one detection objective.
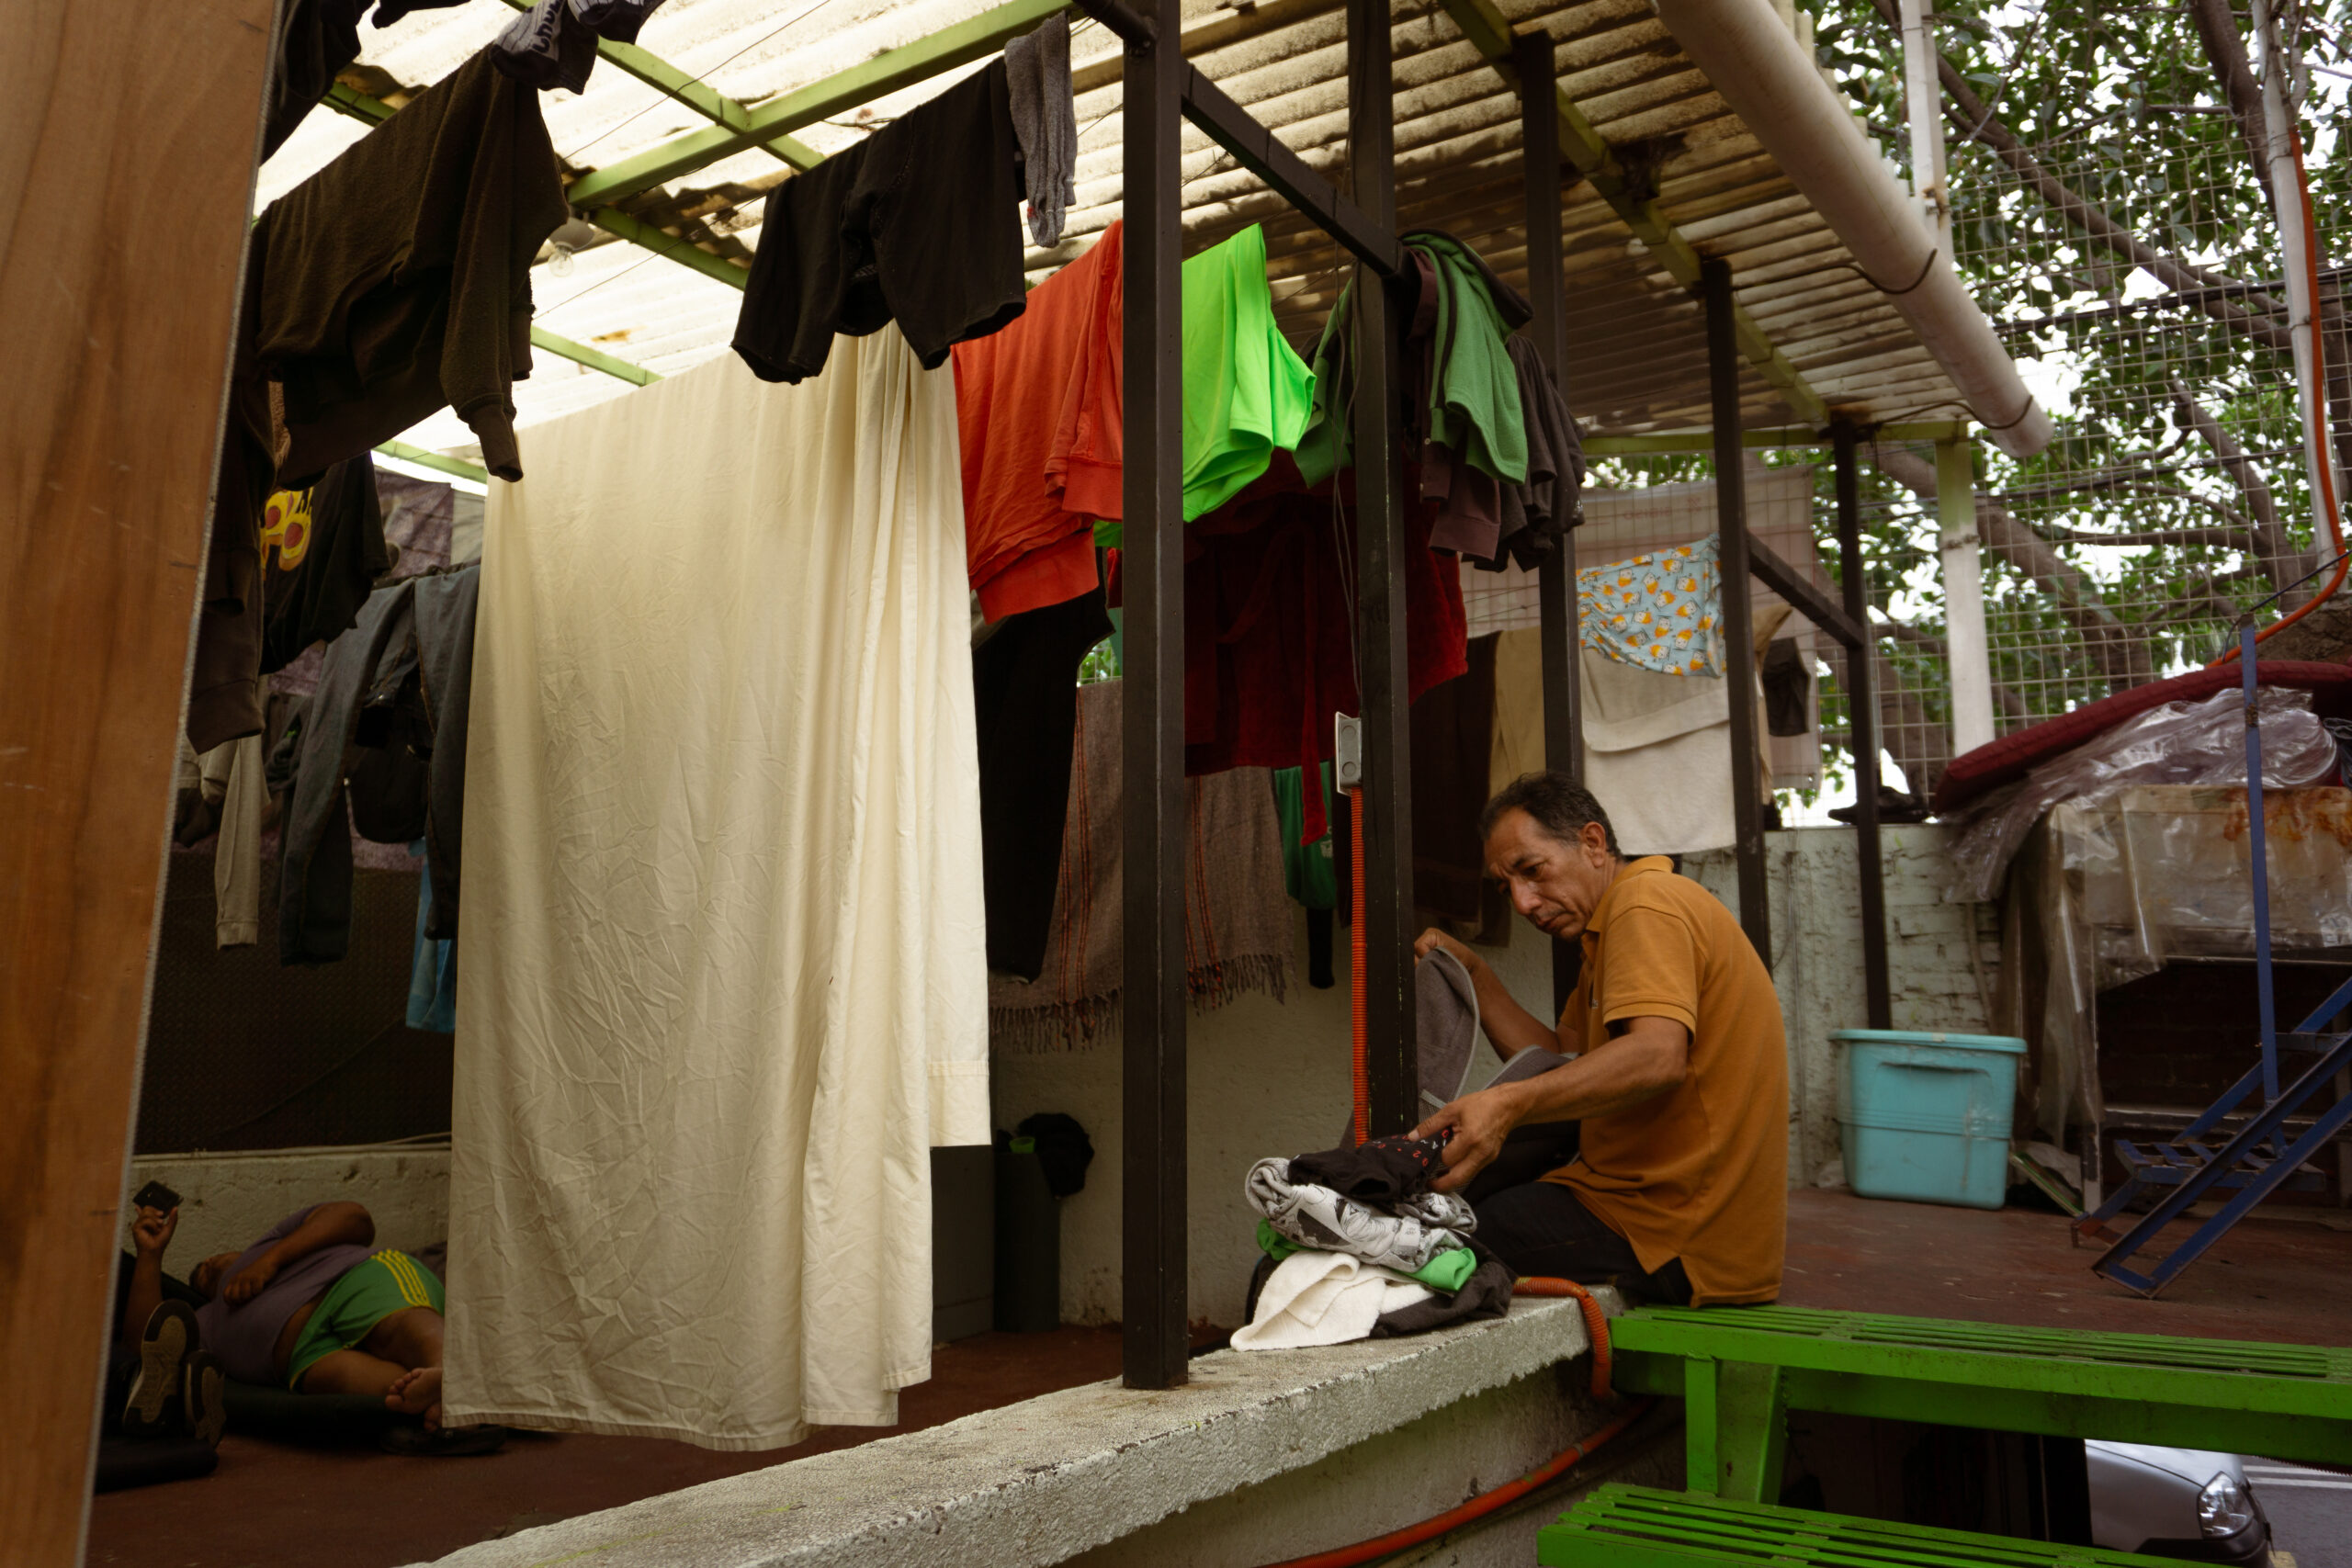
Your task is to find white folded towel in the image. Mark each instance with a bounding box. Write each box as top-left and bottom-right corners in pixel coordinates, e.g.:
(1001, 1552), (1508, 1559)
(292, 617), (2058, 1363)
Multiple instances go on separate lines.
(1231, 1251), (1432, 1350)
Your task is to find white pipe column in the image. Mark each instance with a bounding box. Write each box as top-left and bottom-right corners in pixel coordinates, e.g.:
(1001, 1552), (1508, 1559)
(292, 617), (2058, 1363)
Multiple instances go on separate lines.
(1939, 434), (1996, 754)
(1897, 0), (1952, 253)
(2254, 0), (2339, 524)
(1647, 0), (2052, 460)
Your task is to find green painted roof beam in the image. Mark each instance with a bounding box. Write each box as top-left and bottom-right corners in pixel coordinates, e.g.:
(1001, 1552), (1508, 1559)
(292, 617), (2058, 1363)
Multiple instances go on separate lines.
(323, 85), (747, 290)
(1437, 0), (1829, 430)
(495, 0), (823, 172)
(580, 205), (747, 290)
(529, 323), (663, 383)
(377, 441), (491, 483)
(564, 0), (1070, 210)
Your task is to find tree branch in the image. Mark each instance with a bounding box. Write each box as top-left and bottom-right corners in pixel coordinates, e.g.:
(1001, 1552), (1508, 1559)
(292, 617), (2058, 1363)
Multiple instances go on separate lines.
(1873, 444), (2157, 692)
(1866, 0), (2291, 351)
(1874, 617), (2034, 720)
(2166, 376), (2309, 602)
(2186, 0), (2275, 201)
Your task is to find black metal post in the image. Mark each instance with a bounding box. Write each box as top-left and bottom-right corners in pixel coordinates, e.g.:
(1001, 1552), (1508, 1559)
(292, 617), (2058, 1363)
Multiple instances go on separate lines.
(1515, 28), (1582, 1015)
(1119, 0), (1188, 1391)
(1702, 259), (1771, 966)
(1834, 423), (1893, 1029)
(1349, 0), (1416, 1135)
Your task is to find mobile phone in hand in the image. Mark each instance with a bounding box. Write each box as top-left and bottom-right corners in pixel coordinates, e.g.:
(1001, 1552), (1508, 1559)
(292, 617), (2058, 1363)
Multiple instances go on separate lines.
(131, 1179), (181, 1214)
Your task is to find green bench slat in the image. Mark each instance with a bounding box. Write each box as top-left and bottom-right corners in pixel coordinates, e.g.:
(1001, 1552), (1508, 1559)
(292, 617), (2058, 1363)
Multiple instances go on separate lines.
(1611, 1304), (2352, 1482)
(1612, 1305), (2349, 1398)
(1538, 1484), (2184, 1568)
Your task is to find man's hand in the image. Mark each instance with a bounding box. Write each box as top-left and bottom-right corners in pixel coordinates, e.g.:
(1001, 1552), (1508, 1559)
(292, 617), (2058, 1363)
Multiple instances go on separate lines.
(1414, 927), (1480, 970)
(223, 1256), (280, 1304)
(131, 1205), (178, 1258)
(1411, 1085), (1522, 1194)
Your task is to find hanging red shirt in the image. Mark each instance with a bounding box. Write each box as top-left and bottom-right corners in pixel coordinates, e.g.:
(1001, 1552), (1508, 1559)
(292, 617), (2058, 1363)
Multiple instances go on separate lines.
(954, 221), (1125, 620)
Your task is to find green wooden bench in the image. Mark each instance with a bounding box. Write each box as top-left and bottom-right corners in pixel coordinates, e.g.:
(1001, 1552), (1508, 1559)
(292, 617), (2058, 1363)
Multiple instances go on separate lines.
(1609, 1304), (2352, 1501)
(1539, 1483), (2183, 1567)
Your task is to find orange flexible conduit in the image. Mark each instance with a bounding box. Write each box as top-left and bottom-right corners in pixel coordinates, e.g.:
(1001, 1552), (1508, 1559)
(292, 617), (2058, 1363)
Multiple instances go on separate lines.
(1349, 783), (1370, 1146)
(2213, 119), (2345, 665)
(1251, 1279), (1647, 1568)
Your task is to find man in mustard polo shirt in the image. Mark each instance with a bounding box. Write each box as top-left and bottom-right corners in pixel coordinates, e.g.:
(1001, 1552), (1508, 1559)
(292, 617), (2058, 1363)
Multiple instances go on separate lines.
(1412, 771), (1788, 1306)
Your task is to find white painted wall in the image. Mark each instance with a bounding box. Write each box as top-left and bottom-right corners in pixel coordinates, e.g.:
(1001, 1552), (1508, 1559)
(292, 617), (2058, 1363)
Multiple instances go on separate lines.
(123, 1145), (451, 1268)
(993, 825), (1995, 1328)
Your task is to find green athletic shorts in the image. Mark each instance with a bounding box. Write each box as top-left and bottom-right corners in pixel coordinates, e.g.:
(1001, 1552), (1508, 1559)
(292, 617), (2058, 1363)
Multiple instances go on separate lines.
(286, 1249), (445, 1389)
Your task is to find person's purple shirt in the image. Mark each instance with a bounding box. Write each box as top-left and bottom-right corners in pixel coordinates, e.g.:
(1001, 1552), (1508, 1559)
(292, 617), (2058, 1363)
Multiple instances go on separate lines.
(195, 1205), (374, 1384)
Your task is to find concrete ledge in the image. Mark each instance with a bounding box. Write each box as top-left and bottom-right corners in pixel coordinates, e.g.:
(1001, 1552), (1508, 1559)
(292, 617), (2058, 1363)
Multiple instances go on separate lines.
(423, 1292), (1617, 1568)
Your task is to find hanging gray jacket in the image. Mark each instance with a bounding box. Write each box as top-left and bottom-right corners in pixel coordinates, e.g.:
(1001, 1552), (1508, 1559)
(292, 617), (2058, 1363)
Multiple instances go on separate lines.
(278, 564), (480, 964)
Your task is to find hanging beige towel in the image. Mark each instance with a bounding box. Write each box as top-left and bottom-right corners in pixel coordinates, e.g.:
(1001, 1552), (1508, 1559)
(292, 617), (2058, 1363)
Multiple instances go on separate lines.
(988, 679), (1292, 1051)
(444, 334), (988, 1451)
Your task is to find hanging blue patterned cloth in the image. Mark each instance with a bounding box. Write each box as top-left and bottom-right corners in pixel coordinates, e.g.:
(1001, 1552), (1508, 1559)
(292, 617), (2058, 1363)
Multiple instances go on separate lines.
(1576, 537), (1724, 677)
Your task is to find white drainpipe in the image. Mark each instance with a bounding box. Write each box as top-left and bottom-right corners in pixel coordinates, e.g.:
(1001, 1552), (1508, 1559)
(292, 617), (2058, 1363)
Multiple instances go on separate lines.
(1649, 0), (2055, 461)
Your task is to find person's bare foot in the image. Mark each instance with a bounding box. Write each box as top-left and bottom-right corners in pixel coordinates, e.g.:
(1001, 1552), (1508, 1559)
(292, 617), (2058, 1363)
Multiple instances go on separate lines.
(386, 1366), (444, 1431)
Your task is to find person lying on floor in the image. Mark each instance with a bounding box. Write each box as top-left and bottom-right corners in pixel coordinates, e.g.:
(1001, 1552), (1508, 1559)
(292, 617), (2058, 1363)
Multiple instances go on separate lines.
(1411, 771), (1789, 1308)
(180, 1202), (452, 1430)
(104, 1199), (228, 1488)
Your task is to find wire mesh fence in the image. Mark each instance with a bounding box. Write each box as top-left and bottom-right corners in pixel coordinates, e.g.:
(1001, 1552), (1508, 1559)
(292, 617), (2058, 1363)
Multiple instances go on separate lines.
(1689, 0), (2352, 805)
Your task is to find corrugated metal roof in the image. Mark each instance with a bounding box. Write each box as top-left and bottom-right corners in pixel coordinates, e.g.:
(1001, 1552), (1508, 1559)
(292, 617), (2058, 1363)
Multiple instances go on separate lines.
(268, 0), (1972, 458)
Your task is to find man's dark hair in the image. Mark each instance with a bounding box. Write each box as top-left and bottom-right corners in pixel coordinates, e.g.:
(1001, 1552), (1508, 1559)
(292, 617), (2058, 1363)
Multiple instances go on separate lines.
(1479, 772), (1623, 857)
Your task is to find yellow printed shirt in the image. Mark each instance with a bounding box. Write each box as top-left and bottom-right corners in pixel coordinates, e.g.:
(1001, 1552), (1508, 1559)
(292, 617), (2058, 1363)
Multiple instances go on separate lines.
(1576, 539), (1723, 677)
(1544, 857), (1789, 1305)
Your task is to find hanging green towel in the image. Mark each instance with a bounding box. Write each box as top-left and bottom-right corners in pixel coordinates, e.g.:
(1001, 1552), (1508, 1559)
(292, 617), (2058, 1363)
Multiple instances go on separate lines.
(1257, 1219), (1477, 1293)
(1414, 232), (1527, 486)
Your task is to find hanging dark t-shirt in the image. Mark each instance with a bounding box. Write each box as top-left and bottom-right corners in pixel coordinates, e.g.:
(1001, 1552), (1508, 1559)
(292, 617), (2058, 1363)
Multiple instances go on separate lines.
(974, 576), (1113, 980)
(260, 455), (390, 675)
(733, 59), (1027, 384)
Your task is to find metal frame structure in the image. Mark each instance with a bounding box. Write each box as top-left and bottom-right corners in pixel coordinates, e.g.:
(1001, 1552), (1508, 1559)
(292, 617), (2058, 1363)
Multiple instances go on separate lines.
(2076, 627), (2352, 1294)
(305, 0), (1919, 1388)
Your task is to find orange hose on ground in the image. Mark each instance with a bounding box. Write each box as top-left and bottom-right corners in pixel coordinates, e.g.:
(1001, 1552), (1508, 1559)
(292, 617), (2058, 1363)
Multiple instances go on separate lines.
(1349, 783), (1369, 1146)
(1250, 1278), (1636, 1568)
(1253, 1400), (1654, 1568)
(2214, 120), (2344, 665)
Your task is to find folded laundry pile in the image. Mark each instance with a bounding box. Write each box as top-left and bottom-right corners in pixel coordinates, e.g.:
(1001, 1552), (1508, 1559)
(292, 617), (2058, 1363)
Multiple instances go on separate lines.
(1234, 1135), (1513, 1349)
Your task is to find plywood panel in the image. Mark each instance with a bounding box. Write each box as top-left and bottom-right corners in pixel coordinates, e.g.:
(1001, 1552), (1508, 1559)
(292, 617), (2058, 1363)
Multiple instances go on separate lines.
(0, 2), (275, 1560)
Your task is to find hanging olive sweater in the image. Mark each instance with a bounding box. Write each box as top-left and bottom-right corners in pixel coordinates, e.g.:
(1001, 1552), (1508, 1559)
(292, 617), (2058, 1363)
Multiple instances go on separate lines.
(250, 50), (566, 485)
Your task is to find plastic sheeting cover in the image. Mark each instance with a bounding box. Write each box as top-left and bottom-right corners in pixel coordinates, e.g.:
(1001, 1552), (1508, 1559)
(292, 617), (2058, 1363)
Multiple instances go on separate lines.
(1945, 685), (2339, 904)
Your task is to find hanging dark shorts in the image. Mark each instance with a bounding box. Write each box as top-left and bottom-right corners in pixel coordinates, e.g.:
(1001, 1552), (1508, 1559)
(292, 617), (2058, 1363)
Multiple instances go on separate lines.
(732, 59), (1029, 384)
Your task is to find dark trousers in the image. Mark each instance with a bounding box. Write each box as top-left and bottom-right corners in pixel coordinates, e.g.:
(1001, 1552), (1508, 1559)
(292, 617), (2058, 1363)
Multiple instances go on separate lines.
(1464, 1123), (1693, 1305)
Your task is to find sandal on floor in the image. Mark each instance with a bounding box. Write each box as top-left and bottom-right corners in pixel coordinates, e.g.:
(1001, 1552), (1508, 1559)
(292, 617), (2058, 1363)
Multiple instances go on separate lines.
(181, 1350), (227, 1449)
(123, 1302), (198, 1438)
(379, 1421), (509, 1457)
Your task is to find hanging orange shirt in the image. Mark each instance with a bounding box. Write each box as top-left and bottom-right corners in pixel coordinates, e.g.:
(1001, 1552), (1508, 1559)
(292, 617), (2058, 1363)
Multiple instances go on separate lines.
(954, 221), (1125, 620)
(1546, 856), (1789, 1305)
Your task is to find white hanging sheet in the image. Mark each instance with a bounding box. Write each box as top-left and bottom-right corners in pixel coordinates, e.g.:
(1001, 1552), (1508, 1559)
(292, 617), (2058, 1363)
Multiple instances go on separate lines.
(443, 334), (988, 1450)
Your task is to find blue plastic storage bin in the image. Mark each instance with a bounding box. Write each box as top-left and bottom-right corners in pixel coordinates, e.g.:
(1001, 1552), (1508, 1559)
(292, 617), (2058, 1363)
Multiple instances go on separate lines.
(1830, 1029), (2027, 1210)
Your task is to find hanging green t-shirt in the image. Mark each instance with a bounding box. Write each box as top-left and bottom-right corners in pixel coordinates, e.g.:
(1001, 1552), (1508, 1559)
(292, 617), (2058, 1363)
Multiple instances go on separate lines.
(1293, 234), (1529, 491)
(1180, 224), (1317, 520)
